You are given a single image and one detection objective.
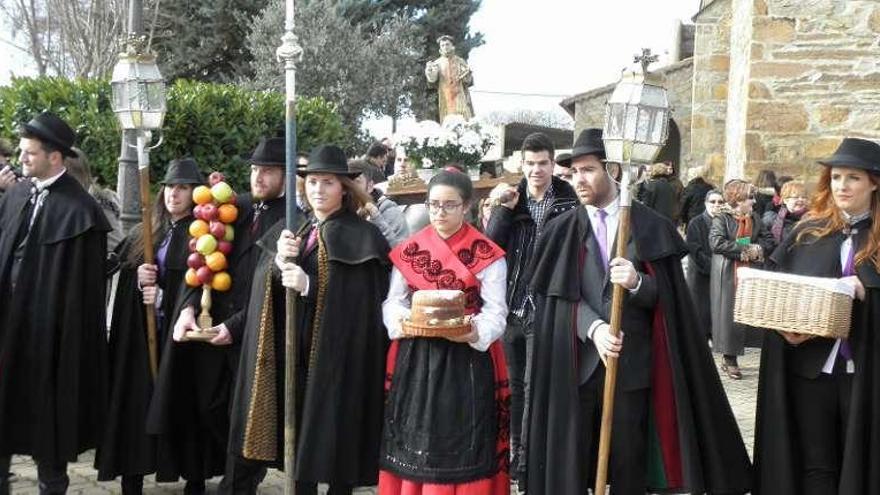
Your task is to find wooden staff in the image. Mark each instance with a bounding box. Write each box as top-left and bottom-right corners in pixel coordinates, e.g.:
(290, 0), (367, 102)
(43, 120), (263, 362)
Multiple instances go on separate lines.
(595, 164), (635, 495)
(136, 131), (159, 379)
(278, 1), (303, 493)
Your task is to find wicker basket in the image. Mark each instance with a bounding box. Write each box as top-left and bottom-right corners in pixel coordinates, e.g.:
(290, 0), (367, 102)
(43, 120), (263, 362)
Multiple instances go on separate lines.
(733, 267), (854, 339)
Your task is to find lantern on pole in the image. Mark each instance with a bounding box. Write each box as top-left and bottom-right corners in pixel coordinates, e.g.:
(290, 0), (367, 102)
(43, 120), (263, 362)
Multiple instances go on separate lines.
(110, 37), (167, 380)
(594, 48), (671, 495)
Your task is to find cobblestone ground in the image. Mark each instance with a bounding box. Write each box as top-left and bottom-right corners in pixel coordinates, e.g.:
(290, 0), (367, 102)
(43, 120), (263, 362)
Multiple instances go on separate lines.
(9, 349), (761, 494)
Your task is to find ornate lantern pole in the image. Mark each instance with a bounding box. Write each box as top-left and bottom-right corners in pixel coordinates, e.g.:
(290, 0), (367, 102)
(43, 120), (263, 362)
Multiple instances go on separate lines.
(109, 36), (168, 379)
(594, 48), (671, 495)
(276, 1), (303, 493)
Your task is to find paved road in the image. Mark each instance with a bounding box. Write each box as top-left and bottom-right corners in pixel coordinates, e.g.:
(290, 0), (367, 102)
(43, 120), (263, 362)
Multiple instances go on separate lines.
(8, 349), (761, 494)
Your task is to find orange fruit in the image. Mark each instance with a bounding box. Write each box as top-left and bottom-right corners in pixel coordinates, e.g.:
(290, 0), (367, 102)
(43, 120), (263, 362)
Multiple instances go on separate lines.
(212, 271), (232, 292)
(185, 268), (200, 287)
(188, 219), (209, 238)
(205, 251), (228, 272)
(193, 185), (214, 205)
(218, 204), (238, 224)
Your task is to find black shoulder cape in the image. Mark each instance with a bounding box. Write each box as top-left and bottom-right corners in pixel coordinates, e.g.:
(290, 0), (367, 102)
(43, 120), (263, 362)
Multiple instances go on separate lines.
(524, 202), (751, 495)
(0, 174), (111, 463)
(754, 219), (880, 494)
(228, 210), (390, 485)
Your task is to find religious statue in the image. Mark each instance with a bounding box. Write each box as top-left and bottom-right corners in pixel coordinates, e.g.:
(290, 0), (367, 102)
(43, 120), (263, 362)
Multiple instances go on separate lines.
(425, 35), (475, 121)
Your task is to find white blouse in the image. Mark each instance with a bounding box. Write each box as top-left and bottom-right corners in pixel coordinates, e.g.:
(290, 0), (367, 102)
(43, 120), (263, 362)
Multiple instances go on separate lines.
(382, 258), (509, 352)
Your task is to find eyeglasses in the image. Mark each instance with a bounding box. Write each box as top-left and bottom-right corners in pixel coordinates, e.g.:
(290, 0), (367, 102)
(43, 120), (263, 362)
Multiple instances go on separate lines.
(425, 200), (463, 213)
(707, 200), (725, 204)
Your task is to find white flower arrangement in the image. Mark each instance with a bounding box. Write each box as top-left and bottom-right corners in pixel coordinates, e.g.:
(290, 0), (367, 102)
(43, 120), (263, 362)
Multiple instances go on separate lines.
(393, 115), (497, 170)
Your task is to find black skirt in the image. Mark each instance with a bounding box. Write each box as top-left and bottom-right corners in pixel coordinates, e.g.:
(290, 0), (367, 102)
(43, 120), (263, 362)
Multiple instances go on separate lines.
(381, 338), (497, 484)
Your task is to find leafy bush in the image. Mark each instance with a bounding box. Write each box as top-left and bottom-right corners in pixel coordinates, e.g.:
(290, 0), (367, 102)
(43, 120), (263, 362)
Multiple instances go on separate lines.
(0, 77), (348, 191)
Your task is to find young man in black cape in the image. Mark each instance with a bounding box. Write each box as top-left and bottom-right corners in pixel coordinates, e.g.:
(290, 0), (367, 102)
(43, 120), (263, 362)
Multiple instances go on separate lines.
(0, 113), (110, 494)
(220, 145), (390, 494)
(523, 128), (751, 495)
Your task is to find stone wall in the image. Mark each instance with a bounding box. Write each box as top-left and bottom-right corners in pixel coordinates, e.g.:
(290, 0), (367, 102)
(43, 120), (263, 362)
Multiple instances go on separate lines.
(563, 59), (694, 178)
(724, 0), (755, 180)
(691, 0), (733, 184)
(742, 0), (880, 182)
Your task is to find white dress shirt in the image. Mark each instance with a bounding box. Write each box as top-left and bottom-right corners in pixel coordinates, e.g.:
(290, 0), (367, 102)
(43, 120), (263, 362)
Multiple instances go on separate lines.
(383, 258), (509, 352)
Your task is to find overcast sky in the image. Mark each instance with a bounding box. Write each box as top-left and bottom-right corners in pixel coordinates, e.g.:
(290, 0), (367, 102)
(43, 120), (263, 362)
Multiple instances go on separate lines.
(1, 0), (701, 136)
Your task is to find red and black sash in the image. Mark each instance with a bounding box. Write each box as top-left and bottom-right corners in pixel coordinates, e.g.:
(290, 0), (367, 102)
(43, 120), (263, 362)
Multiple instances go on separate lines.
(389, 223), (504, 314)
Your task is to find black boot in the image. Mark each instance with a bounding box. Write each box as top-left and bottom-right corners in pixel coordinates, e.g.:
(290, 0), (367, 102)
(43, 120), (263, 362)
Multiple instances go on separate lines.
(121, 474), (144, 494)
(184, 479), (206, 494)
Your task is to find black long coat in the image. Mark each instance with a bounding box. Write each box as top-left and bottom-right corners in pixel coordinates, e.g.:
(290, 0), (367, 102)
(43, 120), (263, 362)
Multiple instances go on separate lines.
(0, 174), (110, 463)
(524, 203), (751, 495)
(754, 219), (880, 494)
(228, 212), (390, 485)
(685, 211), (713, 338)
(95, 217), (193, 480)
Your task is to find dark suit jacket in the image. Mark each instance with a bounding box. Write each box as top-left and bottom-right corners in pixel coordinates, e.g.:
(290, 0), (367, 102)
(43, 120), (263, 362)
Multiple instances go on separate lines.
(573, 207), (658, 390)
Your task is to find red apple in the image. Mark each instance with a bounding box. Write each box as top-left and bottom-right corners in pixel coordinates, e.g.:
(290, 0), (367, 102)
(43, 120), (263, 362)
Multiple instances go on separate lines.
(193, 204), (204, 221)
(218, 240), (233, 255)
(187, 252), (205, 269)
(208, 171), (225, 186)
(201, 203), (219, 222)
(188, 237), (198, 252)
(229, 193), (237, 206)
(209, 221), (226, 239)
(196, 265), (214, 285)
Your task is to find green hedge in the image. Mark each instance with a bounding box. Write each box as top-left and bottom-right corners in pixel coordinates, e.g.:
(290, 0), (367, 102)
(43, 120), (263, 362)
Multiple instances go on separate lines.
(0, 77), (348, 191)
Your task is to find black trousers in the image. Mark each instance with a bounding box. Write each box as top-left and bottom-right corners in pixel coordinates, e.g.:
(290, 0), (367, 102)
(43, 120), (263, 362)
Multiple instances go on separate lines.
(580, 371), (650, 495)
(789, 370), (853, 495)
(218, 454), (267, 495)
(501, 313), (533, 476)
(0, 455), (68, 495)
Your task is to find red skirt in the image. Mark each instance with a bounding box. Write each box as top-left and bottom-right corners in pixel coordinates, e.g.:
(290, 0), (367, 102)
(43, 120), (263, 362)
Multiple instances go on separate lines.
(378, 341), (510, 495)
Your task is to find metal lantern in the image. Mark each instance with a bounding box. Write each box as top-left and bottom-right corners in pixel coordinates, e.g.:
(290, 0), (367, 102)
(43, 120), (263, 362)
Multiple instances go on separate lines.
(110, 52), (167, 131)
(602, 49), (671, 166)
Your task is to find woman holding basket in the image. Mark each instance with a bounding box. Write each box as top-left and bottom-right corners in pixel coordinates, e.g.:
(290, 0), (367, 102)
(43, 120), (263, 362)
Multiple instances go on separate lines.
(379, 168), (511, 495)
(754, 138), (880, 494)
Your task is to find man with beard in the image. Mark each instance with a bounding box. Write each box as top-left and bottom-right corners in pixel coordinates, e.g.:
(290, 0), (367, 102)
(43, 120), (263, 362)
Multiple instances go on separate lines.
(485, 132), (578, 479)
(148, 137), (288, 491)
(523, 129), (751, 495)
(0, 113), (110, 494)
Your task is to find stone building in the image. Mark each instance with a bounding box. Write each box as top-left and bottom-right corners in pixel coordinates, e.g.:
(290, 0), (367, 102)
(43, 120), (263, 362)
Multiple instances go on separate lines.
(563, 0), (880, 184)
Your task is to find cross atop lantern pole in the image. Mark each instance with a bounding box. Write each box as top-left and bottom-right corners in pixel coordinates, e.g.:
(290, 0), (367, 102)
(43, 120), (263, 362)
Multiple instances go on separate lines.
(634, 47), (659, 74)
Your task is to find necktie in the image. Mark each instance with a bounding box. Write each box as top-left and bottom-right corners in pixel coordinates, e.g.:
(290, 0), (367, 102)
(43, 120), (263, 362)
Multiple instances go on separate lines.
(595, 209), (609, 270)
(839, 235), (856, 362)
(305, 225), (319, 254)
(251, 202), (267, 235)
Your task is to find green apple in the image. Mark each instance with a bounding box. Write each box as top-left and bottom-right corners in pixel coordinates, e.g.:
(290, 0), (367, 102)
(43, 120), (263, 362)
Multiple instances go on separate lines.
(211, 181), (234, 204)
(196, 234), (218, 255)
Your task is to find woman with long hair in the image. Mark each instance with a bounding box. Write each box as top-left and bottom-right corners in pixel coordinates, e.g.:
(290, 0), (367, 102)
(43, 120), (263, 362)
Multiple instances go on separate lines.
(763, 180), (808, 244)
(225, 145), (390, 495)
(709, 179), (776, 379)
(95, 158), (204, 493)
(754, 138), (880, 494)
(379, 168), (510, 495)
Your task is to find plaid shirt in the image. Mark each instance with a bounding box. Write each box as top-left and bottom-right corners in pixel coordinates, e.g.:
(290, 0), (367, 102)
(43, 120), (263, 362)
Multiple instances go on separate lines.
(512, 183), (556, 317)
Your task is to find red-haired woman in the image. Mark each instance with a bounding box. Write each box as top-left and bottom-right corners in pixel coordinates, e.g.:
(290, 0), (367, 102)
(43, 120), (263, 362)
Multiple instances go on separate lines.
(754, 138), (880, 494)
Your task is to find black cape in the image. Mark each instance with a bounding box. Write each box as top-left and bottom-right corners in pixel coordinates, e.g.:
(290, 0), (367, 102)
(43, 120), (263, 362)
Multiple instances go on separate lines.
(95, 217), (193, 480)
(228, 211), (390, 485)
(754, 219), (880, 494)
(524, 202), (751, 495)
(0, 174), (110, 463)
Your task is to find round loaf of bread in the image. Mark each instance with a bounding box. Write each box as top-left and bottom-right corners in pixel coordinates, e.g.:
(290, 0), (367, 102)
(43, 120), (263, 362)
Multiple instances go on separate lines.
(403, 289), (470, 337)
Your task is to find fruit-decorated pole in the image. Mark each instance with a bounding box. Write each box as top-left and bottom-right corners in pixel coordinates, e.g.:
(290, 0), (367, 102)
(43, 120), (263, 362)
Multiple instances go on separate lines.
(276, 1), (303, 493)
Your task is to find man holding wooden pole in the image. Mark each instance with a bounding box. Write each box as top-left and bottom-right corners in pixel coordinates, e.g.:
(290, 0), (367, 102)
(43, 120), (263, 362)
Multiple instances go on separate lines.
(522, 128), (751, 495)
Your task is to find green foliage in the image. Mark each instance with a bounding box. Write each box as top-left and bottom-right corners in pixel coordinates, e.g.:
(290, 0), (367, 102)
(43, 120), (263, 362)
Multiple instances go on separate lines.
(0, 77), (347, 191)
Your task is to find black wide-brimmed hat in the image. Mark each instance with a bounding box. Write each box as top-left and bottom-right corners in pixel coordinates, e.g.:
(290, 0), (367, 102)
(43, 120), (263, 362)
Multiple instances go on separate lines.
(249, 137), (285, 167)
(570, 128), (605, 161)
(298, 145), (360, 178)
(818, 138), (880, 176)
(555, 152), (572, 167)
(20, 112), (77, 157)
(161, 158), (205, 185)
